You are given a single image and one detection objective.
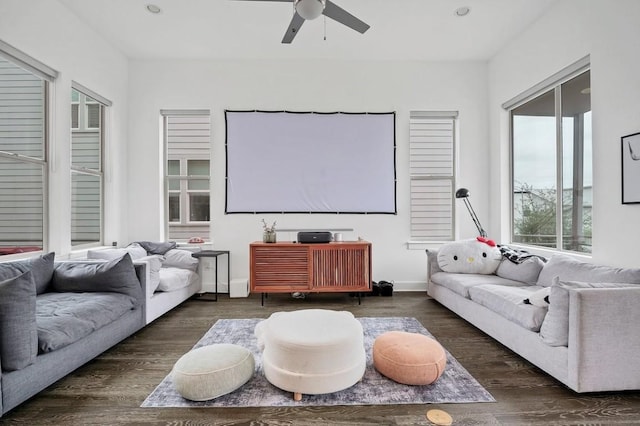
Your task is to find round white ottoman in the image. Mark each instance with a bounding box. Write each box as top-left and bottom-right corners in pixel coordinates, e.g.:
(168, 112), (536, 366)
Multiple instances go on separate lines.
(171, 343), (255, 401)
(255, 309), (366, 401)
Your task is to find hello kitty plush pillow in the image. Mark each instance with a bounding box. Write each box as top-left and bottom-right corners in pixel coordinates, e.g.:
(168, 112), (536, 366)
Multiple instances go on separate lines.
(437, 237), (502, 274)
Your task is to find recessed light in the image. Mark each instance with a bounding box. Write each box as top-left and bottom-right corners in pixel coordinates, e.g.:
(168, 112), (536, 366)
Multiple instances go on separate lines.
(146, 4), (162, 14)
(455, 7), (470, 17)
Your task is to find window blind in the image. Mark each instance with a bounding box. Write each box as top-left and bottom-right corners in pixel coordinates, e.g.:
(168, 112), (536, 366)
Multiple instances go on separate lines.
(166, 114), (210, 159)
(409, 112), (457, 241)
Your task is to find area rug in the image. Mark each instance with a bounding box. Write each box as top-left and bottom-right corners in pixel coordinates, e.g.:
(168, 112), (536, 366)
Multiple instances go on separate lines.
(141, 317), (495, 408)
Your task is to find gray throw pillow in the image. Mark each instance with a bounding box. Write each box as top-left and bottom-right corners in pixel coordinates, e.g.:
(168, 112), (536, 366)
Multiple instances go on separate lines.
(496, 256), (545, 285)
(134, 241), (177, 255)
(0, 271), (38, 371)
(539, 277), (634, 347)
(52, 254), (143, 307)
(0, 252), (55, 295)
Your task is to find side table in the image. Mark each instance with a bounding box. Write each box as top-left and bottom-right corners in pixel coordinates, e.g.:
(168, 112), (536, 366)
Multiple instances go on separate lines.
(191, 250), (230, 302)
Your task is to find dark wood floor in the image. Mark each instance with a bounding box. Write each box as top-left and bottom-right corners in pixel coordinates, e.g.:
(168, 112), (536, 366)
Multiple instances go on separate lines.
(2, 292), (640, 425)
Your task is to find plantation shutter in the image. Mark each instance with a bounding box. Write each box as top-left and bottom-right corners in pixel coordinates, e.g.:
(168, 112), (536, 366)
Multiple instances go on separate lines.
(409, 111), (457, 241)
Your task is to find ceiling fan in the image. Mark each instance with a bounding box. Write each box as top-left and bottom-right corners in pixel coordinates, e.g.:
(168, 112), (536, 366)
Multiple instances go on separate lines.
(234, 0), (370, 44)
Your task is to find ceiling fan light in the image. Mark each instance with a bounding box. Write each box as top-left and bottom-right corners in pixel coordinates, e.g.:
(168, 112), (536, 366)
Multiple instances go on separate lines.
(295, 0), (326, 20)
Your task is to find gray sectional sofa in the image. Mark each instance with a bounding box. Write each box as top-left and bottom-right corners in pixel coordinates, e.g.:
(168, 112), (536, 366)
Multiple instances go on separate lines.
(426, 250), (640, 393)
(0, 253), (147, 416)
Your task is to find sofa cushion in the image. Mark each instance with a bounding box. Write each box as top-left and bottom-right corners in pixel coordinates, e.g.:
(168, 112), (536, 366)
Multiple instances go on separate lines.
(0, 271), (38, 371)
(536, 254), (640, 288)
(468, 284), (548, 332)
(431, 272), (525, 298)
(0, 252), (55, 295)
(36, 291), (137, 353)
(496, 256), (545, 286)
(539, 278), (636, 347)
(52, 254), (143, 306)
(157, 267), (195, 292)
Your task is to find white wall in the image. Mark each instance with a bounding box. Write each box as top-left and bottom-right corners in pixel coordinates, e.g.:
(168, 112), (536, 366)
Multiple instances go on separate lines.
(128, 59), (490, 288)
(0, 0), (130, 256)
(488, 0), (640, 267)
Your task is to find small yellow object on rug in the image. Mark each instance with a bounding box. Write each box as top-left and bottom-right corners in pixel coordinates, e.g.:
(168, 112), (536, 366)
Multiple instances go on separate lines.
(426, 408), (453, 426)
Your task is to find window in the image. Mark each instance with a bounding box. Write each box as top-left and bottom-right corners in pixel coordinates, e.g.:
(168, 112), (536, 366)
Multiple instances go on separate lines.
(71, 90), (79, 129)
(507, 58), (591, 253)
(70, 83), (110, 248)
(71, 89), (101, 131)
(162, 110), (211, 241)
(409, 111), (457, 241)
(0, 41), (56, 256)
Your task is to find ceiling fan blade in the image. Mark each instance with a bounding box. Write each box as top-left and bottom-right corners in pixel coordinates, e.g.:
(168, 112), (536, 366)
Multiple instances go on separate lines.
(322, 0), (370, 34)
(282, 12), (305, 44)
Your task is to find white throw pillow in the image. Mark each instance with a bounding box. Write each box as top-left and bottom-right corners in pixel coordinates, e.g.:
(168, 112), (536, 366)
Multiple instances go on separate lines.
(87, 248), (128, 261)
(163, 249), (199, 272)
(87, 244), (148, 262)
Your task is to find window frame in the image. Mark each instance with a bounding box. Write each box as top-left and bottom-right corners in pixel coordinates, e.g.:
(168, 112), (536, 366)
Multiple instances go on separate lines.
(161, 110), (211, 241)
(0, 40), (57, 257)
(504, 56), (591, 254)
(408, 111), (458, 243)
(70, 82), (111, 249)
(166, 157), (211, 225)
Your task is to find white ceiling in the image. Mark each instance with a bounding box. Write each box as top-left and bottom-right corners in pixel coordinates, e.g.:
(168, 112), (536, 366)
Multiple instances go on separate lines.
(57, 0), (558, 62)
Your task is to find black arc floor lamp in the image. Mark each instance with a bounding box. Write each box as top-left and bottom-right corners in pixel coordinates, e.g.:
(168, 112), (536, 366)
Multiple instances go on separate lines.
(455, 188), (487, 238)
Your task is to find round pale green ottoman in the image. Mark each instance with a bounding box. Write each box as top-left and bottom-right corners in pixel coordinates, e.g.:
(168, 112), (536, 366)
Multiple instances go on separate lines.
(171, 343), (255, 401)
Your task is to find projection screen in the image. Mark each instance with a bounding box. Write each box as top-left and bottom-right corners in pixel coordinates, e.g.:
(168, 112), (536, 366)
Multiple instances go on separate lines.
(225, 110), (396, 214)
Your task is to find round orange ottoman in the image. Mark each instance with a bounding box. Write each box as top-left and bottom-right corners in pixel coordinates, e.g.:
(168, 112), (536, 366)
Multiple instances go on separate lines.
(373, 331), (447, 385)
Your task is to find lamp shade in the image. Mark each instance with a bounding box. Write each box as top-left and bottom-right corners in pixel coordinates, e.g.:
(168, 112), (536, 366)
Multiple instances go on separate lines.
(455, 187), (469, 198)
(295, 0), (326, 20)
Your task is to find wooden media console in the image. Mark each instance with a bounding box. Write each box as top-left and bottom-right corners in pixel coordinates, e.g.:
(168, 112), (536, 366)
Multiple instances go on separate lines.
(249, 241), (372, 304)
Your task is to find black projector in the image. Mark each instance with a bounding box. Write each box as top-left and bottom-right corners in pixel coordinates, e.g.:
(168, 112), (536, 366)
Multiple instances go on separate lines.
(297, 231), (332, 244)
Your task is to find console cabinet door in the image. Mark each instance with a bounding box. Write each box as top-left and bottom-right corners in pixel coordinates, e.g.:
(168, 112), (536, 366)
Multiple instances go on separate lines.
(310, 245), (371, 291)
(251, 245), (310, 292)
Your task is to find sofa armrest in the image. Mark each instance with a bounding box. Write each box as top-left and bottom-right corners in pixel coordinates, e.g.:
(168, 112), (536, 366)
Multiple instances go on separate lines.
(132, 261), (149, 319)
(425, 249), (442, 278)
(568, 286), (640, 392)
